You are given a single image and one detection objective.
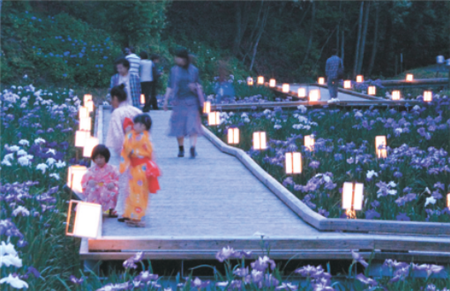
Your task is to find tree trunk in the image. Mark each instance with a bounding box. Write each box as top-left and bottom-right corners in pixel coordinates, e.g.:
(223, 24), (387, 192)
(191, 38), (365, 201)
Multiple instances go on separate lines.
(352, 1), (364, 78)
(367, 2), (379, 77)
(233, 2), (251, 56)
(250, 5), (269, 71)
(300, 0), (316, 68)
(336, 1), (342, 54)
(356, 1), (370, 75)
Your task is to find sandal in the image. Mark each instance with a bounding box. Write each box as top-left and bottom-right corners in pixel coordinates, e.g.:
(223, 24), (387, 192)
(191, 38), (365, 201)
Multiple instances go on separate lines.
(108, 209), (118, 218)
(126, 219), (145, 227)
(118, 217), (130, 222)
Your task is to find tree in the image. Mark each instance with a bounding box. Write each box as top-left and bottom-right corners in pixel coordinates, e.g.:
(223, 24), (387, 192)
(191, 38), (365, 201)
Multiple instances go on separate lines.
(353, 1), (364, 78)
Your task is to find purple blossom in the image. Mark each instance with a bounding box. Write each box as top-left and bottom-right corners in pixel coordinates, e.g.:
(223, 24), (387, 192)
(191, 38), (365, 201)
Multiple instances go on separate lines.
(123, 252), (144, 269)
(251, 256), (276, 272)
(365, 209), (380, 220)
(396, 213), (411, 221)
(69, 275), (84, 285)
(351, 250), (368, 268)
(355, 273), (378, 286)
(309, 160), (320, 169)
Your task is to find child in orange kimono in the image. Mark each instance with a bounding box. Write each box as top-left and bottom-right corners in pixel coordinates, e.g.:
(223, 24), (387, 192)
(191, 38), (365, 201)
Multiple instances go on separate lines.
(119, 114), (160, 227)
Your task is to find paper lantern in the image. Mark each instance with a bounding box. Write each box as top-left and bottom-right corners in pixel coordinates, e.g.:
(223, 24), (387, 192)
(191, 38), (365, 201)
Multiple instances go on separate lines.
(342, 182), (364, 211)
(84, 94), (92, 105)
(86, 100), (94, 113)
(203, 101), (211, 114)
(437, 55), (445, 64)
(308, 89), (321, 102)
(79, 117), (91, 131)
(208, 112), (220, 126)
(247, 77), (254, 86)
(282, 84), (290, 93)
(304, 135), (315, 151)
(423, 91), (432, 102)
(257, 76), (264, 85)
(356, 75), (364, 83)
(318, 77), (325, 85)
(227, 128), (239, 145)
(343, 80), (352, 89)
(368, 86), (376, 95)
(375, 135), (387, 159)
(447, 193), (450, 209)
(75, 130), (90, 147)
(83, 136), (99, 158)
(65, 200), (102, 239)
(285, 152), (302, 174)
(392, 90), (401, 101)
(140, 94), (145, 105)
(298, 88), (306, 98)
(253, 131), (267, 150)
(406, 74), (414, 82)
(78, 106), (89, 119)
(67, 165), (88, 193)
(269, 79), (276, 88)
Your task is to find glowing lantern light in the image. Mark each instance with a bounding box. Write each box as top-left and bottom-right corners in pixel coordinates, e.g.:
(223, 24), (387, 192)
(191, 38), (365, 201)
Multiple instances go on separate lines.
(227, 128), (239, 145)
(203, 101), (211, 114)
(247, 77), (254, 86)
(304, 135), (315, 151)
(282, 84), (290, 93)
(79, 117), (92, 131)
(343, 80), (352, 89)
(447, 193), (450, 209)
(84, 94), (92, 105)
(308, 89), (321, 102)
(208, 112), (220, 126)
(257, 76), (264, 85)
(392, 90), (401, 100)
(86, 100), (94, 113)
(298, 88), (307, 98)
(253, 131), (267, 150)
(79, 106), (89, 119)
(140, 94), (145, 105)
(67, 165), (88, 193)
(75, 130), (90, 147)
(285, 152), (302, 174)
(356, 75), (364, 83)
(65, 200), (102, 239)
(342, 182), (364, 219)
(269, 79), (276, 88)
(423, 91), (432, 102)
(406, 74), (414, 82)
(368, 86), (376, 95)
(318, 77), (325, 85)
(83, 136), (99, 158)
(375, 135), (387, 159)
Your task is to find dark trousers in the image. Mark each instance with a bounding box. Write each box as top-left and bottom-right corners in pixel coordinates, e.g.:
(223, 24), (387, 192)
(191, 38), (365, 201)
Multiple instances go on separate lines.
(141, 81), (158, 111)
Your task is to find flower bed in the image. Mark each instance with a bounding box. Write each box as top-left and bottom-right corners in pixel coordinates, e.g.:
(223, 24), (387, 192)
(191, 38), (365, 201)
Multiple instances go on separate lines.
(206, 95), (450, 222)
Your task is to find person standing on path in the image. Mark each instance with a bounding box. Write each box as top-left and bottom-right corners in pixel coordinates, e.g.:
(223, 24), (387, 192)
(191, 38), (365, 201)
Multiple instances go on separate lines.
(125, 47), (141, 76)
(163, 48), (204, 159)
(109, 58), (142, 108)
(149, 54), (162, 110)
(325, 49), (344, 101)
(139, 51), (154, 113)
(105, 84), (142, 219)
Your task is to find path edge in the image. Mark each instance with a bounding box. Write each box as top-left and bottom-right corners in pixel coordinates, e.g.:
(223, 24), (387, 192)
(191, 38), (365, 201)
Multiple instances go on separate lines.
(202, 125), (450, 236)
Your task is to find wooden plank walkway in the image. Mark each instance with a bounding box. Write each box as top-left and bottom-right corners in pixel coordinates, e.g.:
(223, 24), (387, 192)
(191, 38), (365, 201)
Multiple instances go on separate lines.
(80, 106), (450, 263)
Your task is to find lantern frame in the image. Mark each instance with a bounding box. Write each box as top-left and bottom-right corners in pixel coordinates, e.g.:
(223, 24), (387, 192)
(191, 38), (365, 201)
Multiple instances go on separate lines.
(308, 89), (321, 102)
(86, 100), (94, 113)
(227, 128), (240, 145)
(203, 101), (211, 114)
(298, 88), (307, 98)
(406, 74), (414, 82)
(65, 200), (102, 239)
(343, 80), (352, 89)
(269, 79), (276, 88)
(423, 91), (432, 102)
(208, 112), (220, 126)
(84, 94), (92, 105)
(79, 117), (92, 131)
(375, 135), (387, 159)
(368, 86), (376, 95)
(247, 77), (254, 86)
(392, 90), (401, 101)
(140, 94), (145, 105)
(304, 135), (315, 151)
(282, 84), (290, 93)
(285, 152), (302, 174)
(67, 165), (88, 193)
(257, 76), (264, 85)
(253, 131), (267, 150)
(83, 136), (99, 158)
(356, 75), (364, 83)
(75, 130), (90, 147)
(342, 182), (364, 211)
(447, 193), (450, 209)
(79, 106), (89, 119)
(317, 77), (325, 85)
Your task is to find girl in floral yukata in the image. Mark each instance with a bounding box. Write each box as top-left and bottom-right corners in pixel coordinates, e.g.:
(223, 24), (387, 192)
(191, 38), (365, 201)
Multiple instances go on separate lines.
(81, 144), (120, 217)
(119, 114), (160, 227)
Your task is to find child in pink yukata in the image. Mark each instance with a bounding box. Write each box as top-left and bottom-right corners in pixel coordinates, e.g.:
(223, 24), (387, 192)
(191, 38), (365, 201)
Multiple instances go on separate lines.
(81, 144), (120, 217)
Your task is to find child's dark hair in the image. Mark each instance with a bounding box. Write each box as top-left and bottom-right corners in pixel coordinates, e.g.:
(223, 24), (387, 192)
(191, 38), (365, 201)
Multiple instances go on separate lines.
(115, 58), (130, 69)
(110, 84), (127, 102)
(91, 144), (111, 163)
(133, 114), (152, 130)
(140, 51), (148, 59)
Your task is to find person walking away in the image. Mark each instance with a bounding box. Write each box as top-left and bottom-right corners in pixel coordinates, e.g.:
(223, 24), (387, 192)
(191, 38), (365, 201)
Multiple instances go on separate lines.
(119, 114), (160, 227)
(150, 54), (162, 110)
(163, 48), (204, 158)
(109, 59), (142, 108)
(126, 47), (141, 76)
(139, 51), (154, 112)
(325, 48), (344, 102)
(105, 84), (142, 220)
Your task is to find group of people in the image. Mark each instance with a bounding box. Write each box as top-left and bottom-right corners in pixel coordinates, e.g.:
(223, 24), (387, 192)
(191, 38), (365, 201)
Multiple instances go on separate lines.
(79, 48), (205, 227)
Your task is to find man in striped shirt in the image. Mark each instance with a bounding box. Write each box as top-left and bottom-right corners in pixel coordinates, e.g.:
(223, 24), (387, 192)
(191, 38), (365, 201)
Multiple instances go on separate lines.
(125, 47), (141, 76)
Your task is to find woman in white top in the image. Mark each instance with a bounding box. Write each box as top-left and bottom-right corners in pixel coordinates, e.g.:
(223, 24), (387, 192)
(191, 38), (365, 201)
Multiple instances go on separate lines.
(139, 51), (154, 112)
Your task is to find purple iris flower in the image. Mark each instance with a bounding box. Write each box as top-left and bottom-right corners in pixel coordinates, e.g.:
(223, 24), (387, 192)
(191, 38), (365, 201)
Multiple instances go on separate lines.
(396, 213), (411, 221)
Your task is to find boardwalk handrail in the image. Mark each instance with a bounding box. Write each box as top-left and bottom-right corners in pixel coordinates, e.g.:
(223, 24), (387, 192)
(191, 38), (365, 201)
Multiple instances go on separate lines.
(202, 125), (450, 236)
(380, 78), (448, 87)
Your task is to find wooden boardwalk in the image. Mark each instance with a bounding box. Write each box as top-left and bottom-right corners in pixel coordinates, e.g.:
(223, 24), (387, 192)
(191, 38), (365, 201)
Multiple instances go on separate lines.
(80, 106), (450, 263)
